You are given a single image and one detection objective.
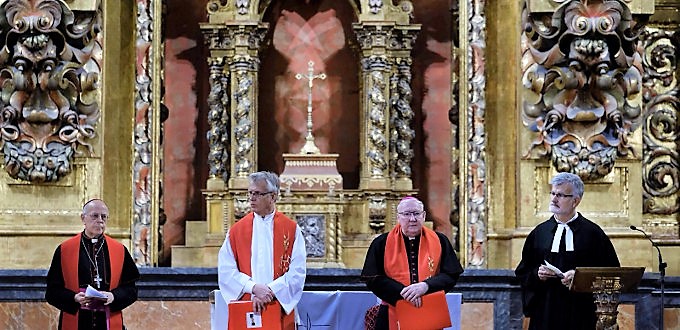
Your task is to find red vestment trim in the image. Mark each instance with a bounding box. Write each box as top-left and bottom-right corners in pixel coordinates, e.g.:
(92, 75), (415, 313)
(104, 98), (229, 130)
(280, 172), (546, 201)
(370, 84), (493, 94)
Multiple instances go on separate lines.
(384, 225), (442, 330)
(61, 233), (125, 330)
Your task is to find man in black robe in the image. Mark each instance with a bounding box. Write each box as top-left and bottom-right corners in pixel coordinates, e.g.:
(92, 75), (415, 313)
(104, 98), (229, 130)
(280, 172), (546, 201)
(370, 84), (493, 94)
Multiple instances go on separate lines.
(515, 173), (620, 330)
(361, 197), (464, 330)
(46, 199), (140, 330)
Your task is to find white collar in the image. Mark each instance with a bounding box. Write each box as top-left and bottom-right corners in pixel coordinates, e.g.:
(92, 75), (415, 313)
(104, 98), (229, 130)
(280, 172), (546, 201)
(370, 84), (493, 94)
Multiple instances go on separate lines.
(254, 210), (276, 222)
(551, 213), (578, 252)
(554, 212), (578, 225)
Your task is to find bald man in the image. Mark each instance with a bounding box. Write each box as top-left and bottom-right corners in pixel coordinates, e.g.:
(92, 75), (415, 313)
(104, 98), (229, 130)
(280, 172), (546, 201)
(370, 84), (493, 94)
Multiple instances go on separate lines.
(361, 197), (464, 330)
(46, 199), (140, 330)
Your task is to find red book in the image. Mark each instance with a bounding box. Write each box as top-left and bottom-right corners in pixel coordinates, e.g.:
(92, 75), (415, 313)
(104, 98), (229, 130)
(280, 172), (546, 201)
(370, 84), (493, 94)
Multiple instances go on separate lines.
(227, 300), (283, 330)
(395, 291), (452, 330)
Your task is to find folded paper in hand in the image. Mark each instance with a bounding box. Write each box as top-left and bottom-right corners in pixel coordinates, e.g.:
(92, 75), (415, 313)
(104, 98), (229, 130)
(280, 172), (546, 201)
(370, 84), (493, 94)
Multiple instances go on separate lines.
(85, 285), (108, 300)
(544, 260), (565, 279)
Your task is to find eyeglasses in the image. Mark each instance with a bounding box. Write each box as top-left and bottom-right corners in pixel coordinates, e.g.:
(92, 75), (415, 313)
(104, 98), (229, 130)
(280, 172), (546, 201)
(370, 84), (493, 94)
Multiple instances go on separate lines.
(550, 192), (574, 199)
(87, 213), (109, 221)
(398, 211), (424, 218)
(247, 191), (274, 199)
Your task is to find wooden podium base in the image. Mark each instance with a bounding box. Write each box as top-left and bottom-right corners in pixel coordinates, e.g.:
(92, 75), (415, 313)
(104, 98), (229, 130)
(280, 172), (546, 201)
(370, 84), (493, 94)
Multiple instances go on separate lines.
(571, 267), (644, 330)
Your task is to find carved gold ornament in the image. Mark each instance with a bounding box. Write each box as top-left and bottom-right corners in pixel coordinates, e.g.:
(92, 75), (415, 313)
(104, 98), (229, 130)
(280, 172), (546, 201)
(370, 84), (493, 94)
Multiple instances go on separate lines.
(521, 0), (648, 180)
(0, 0), (101, 182)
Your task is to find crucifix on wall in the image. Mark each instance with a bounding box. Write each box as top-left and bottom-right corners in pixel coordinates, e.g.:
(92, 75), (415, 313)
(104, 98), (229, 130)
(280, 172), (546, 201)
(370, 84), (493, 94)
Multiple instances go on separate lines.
(295, 60), (326, 155)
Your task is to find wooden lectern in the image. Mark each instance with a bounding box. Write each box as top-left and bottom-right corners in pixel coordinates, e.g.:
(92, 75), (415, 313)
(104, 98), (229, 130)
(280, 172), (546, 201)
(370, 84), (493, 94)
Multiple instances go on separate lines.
(570, 267), (644, 330)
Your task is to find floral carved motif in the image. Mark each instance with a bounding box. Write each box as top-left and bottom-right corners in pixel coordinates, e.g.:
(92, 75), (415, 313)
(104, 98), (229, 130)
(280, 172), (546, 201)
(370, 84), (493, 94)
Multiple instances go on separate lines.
(0, 0), (101, 182)
(206, 57), (229, 181)
(368, 196), (386, 232)
(368, 0), (382, 14)
(466, 0), (487, 268)
(232, 71), (254, 177)
(640, 28), (679, 215)
(365, 67), (388, 178)
(389, 58), (415, 179)
(520, 0), (647, 180)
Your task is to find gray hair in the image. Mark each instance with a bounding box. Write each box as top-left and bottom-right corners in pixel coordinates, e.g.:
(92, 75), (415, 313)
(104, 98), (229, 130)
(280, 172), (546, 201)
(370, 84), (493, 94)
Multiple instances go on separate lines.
(550, 172), (584, 198)
(248, 171), (280, 193)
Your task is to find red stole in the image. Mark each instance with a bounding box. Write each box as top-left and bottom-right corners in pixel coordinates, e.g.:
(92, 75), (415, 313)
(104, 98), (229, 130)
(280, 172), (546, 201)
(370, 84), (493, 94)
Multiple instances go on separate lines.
(60, 233), (125, 330)
(384, 225), (442, 330)
(229, 211), (297, 330)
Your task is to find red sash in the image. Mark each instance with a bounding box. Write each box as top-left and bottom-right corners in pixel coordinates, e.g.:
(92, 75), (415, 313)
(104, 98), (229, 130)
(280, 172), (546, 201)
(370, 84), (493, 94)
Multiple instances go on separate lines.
(60, 233), (125, 330)
(384, 225), (442, 330)
(229, 211), (298, 330)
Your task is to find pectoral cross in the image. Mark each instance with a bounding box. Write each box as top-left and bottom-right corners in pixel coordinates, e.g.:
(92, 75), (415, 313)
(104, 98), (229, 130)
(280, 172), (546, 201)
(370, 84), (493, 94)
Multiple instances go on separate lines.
(94, 274), (102, 288)
(295, 60), (326, 154)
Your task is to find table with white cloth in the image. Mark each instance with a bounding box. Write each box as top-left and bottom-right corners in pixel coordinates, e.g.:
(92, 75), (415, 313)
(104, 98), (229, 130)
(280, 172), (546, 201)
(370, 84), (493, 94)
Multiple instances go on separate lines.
(211, 290), (462, 330)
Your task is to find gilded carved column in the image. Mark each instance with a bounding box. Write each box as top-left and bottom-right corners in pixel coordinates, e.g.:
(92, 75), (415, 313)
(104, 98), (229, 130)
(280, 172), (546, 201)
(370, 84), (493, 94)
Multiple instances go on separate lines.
(459, 0), (488, 268)
(202, 2), (267, 239)
(360, 54), (390, 187)
(640, 25), (679, 236)
(229, 54), (261, 186)
(354, 21), (420, 190)
(202, 23), (267, 190)
(134, 0), (164, 266)
(390, 55), (418, 190)
(206, 56), (229, 183)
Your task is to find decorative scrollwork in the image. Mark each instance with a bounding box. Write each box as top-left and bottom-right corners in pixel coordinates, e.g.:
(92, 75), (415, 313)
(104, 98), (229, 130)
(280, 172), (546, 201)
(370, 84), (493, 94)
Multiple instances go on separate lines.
(520, 0), (648, 180)
(235, 0), (249, 15)
(206, 0), (228, 14)
(389, 58), (415, 179)
(297, 215), (325, 258)
(641, 27), (679, 215)
(133, 0), (166, 267)
(232, 71), (254, 176)
(233, 195), (249, 221)
(0, 0), (102, 182)
(368, 0), (382, 14)
(207, 57), (230, 181)
(368, 196), (386, 232)
(466, 0), (487, 268)
(365, 68), (388, 178)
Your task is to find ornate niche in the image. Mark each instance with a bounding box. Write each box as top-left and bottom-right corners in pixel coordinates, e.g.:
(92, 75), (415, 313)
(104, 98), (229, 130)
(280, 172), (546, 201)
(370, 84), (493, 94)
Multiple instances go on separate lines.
(520, 0), (653, 180)
(0, 0), (102, 182)
(174, 0), (422, 268)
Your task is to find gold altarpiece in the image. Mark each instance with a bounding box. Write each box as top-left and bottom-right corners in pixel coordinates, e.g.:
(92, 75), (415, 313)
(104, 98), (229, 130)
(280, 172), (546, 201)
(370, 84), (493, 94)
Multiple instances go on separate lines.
(0, 0), (677, 274)
(172, 0), (680, 273)
(0, 0), (142, 268)
(172, 0), (422, 267)
(483, 0), (680, 275)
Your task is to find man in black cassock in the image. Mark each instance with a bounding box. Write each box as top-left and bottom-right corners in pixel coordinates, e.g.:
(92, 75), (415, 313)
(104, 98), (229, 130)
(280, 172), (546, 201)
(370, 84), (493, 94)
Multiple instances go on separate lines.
(46, 199), (140, 330)
(515, 173), (620, 330)
(361, 197), (464, 330)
